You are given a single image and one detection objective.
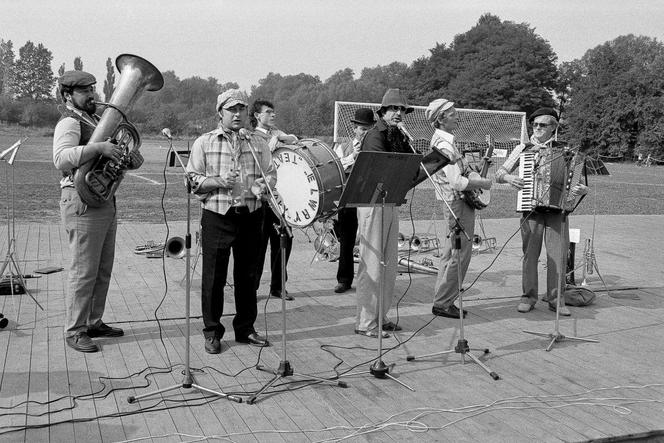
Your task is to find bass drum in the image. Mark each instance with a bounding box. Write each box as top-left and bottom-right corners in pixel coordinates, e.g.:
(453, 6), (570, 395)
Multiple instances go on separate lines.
(272, 138), (345, 227)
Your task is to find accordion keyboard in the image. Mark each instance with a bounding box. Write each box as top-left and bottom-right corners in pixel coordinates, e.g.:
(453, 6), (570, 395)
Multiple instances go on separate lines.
(516, 152), (536, 212)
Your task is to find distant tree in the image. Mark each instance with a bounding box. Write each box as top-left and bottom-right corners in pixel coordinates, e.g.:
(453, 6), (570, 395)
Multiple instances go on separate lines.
(219, 81), (239, 93)
(412, 14), (558, 113)
(0, 39), (15, 95)
(74, 56), (83, 71)
(564, 34), (664, 159)
(103, 57), (115, 101)
(12, 41), (55, 100)
(357, 62), (415, 104)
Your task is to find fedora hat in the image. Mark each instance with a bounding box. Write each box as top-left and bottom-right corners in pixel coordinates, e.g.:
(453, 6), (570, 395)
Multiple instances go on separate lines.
(350, 108), (376, 126)
(378, 88), (414, 114)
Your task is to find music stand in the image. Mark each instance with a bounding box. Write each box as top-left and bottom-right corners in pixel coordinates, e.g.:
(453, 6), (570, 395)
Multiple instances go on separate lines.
(244, 138), (347, 405)
(338, 151), (422, 389)
(128, 130), (241, 405)
(0, 140), (44, 313)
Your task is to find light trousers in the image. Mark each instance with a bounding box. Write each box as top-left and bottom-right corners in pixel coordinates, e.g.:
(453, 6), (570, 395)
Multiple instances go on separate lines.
(355, 206), (398, 331)
(433, 199), (476, 309)
(60, 188), (116, 336)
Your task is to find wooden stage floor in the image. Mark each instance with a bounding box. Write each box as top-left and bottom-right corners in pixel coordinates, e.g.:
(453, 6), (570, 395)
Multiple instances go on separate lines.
(1, 215), (663, 442)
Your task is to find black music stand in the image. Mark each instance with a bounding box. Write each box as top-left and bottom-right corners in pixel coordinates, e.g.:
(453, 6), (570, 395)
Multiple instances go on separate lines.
(128, 130), (241, 405)
(338, 151), (422, 390)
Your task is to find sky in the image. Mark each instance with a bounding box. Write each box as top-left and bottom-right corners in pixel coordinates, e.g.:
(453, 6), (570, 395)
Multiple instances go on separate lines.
(2, 0), (664, 92)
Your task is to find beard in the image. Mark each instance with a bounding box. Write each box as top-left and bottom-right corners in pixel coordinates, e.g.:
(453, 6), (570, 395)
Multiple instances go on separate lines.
(386, 125), (404, 150)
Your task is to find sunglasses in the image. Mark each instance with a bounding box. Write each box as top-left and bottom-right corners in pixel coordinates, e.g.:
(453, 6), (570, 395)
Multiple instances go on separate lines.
(532, 122), (552, 128)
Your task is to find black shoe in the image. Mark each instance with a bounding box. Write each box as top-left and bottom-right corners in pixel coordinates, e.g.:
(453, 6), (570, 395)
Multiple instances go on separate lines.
(87, 322), (124, 337)
(334, 282), (351, 293)
(382, 321), (402, 331)
(66, 331), (99, 353)
(235, 332), (270, 347)
(205, 336), (221, 354)
(270, 290), (294, 301)
(432, 305), (467, 319)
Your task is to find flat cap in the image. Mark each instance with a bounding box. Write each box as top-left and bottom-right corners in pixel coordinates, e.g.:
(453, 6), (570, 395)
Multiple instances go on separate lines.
(529, 107), (559, 123)
(58, 70), (96, 89)
(425, 98), (455, 124)
(216, 89), (249, 112)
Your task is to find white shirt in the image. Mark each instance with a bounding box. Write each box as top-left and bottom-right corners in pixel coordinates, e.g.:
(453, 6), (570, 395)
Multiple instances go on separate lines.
(430, 128), (469, 201)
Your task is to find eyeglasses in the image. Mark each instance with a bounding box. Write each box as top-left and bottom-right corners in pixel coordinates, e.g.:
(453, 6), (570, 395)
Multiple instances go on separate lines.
(261, 109), (275, 115)
(532, 122), (552, 128)
(386, 106), (407, 113)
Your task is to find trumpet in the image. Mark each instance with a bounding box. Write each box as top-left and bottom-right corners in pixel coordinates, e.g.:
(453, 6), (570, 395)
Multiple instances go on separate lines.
(165, 236), (185, 259)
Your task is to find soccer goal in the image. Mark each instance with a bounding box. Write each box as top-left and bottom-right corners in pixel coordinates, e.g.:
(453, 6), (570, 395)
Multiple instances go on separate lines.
(334, 101), (527, 175)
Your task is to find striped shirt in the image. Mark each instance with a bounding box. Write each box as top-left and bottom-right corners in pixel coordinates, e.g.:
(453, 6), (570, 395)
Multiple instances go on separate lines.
(186, 123), (276, 215)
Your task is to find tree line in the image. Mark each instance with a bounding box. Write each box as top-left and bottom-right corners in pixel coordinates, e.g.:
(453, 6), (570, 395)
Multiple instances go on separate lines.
(1, 14), (663, 160)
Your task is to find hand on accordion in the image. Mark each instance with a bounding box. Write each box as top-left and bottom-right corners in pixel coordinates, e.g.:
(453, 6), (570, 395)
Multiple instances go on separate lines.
(570, 183), (588, 198)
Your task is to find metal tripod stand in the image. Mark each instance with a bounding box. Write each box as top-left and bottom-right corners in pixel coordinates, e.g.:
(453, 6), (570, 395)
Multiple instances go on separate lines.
(523, 212), (599, 351)
(0, 140), (43, 312)
(128, 129), (241, 405)
(245, 139), (347, 404)
(406, 221), (499, 380)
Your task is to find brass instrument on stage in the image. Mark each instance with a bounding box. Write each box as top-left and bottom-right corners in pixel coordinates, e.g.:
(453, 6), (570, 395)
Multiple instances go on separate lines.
(409, 234), (440, 253)
(165, 236), (186, 259)
(73, 54), (164, 207)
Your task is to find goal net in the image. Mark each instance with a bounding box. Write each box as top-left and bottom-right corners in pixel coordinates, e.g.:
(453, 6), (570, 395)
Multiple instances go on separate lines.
(334, 101), (527, 177)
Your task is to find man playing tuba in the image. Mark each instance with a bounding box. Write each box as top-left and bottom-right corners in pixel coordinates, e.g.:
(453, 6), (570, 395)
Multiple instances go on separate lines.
(53, 70), (144, 353)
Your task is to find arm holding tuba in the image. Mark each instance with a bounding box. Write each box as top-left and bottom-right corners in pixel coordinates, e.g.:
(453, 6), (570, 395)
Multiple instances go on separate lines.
(73, 54), (164, 207)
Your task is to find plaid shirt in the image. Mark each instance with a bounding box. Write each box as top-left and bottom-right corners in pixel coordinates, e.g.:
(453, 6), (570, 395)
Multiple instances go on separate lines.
(186, 123), (276, 215)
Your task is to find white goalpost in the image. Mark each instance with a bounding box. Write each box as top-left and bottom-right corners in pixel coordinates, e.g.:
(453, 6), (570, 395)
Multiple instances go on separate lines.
(334, 101), (527, 177)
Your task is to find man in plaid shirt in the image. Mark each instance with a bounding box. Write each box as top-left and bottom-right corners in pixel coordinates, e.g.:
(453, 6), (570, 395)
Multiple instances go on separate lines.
(186, 89), (276, 354)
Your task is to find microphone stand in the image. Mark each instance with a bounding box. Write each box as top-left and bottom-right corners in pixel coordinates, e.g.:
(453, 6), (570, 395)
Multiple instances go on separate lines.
(523, 150), (598, 351)
(243, 136), (347, 404)
(0, 139), (44, 317)
(128, 129), (241, 405)
(399, 126), (499, 380)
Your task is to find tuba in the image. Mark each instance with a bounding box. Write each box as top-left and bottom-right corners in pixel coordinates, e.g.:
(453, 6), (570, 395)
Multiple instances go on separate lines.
(73, 54), (164, 207)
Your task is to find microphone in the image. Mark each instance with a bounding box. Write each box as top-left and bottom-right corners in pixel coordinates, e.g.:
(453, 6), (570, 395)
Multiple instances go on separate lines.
(397, 122), (415, 143)
(161, 128), (172, 140)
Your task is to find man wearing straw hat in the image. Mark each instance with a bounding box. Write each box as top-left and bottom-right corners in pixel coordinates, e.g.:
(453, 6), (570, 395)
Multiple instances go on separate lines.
(425, 98), (492, 319)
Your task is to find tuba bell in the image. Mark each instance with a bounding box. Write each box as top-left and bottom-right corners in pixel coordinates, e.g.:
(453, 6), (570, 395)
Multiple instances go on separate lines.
(73, 54), (164, 207)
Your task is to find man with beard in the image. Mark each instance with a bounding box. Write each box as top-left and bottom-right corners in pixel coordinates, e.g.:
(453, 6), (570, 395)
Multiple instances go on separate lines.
(186, 89), (276, 354)
(53, 70), (143, 352)
(354, 89), (412, 338)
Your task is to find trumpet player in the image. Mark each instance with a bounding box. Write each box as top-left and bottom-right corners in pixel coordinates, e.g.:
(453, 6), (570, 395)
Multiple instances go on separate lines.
(53, 71), (143, 353)
(426, 98), (492, 319)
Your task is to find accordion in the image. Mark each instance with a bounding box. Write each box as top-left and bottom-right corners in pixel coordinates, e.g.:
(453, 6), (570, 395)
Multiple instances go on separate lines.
(517, 146), (587, 213)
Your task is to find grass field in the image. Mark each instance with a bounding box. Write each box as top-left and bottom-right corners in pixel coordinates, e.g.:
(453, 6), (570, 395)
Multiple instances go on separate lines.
(1, 131), (662, 223)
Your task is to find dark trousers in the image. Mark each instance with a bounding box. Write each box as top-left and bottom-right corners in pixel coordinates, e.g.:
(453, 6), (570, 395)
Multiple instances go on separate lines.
(255, 206), (292, 292)
(334, 207), (358, 285)
(200, 207), (263, 340)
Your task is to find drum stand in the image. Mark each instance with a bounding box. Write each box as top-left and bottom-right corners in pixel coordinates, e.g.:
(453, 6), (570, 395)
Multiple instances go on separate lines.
(128, 130), (241, 405)
(523, 212), (599, 351)
(0, 140), (44, 313)
(245, 139), (347, 404)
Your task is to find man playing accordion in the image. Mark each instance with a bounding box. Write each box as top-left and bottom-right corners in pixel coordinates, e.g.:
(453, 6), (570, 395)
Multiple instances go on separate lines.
(495, 107), (588, 317)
